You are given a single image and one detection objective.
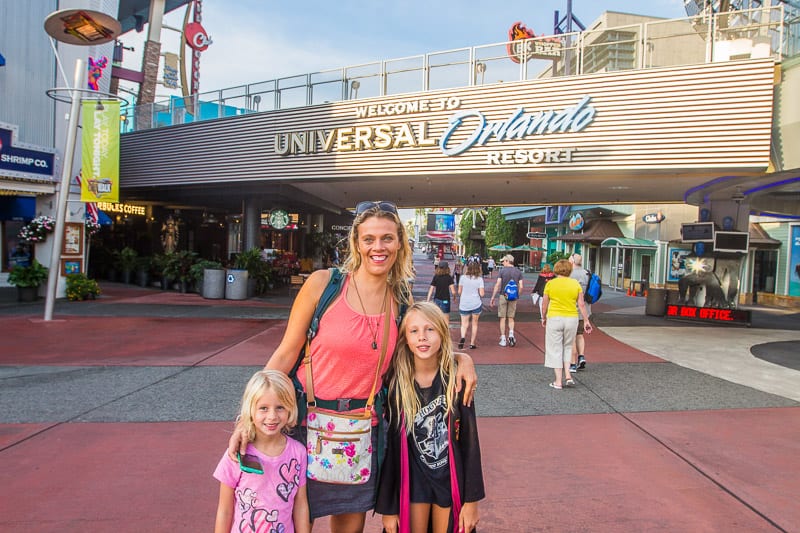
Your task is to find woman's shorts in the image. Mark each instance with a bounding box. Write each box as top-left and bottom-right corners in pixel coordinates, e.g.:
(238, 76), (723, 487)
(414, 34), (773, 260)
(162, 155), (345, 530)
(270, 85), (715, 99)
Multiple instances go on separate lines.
(290, 425), (380, 519)
(433, 298), (451, 314)
(459, 305), (483, 316)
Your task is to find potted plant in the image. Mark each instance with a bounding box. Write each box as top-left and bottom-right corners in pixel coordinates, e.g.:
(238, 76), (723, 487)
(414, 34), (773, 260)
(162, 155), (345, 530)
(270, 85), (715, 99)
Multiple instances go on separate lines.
(234, 247), (273, 296)
(164, 250), (199, 292)
(7, 259), (49, 302)
(17, 215), (56, 244)
(152, 253), (171, 289)
(65, 273), (101, 301)
(135, 256), (152, 288)
(114, 247), (138, 284)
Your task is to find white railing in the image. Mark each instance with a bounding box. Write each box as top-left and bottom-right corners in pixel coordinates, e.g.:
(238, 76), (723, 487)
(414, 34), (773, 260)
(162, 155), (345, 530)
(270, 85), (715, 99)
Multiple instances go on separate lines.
(123, 5), (796, 133)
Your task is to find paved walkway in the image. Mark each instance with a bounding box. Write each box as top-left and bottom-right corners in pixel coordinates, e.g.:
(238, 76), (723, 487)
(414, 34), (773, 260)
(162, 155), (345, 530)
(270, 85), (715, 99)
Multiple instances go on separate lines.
(1, 255), (799, 532)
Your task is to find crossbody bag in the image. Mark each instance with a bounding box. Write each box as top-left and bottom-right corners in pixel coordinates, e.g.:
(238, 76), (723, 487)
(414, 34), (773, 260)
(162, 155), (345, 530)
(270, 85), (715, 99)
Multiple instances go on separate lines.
(304, 301), (391, 485)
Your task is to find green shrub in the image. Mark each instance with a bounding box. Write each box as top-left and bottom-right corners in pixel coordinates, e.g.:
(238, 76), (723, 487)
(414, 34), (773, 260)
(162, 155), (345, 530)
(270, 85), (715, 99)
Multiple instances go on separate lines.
(7, 260), (48, 288)
(65, 273), (101, 301)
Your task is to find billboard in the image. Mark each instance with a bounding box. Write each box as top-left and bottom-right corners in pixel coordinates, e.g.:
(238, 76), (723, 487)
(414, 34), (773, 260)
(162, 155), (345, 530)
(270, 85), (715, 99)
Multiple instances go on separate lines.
(427, 213), (455, 232)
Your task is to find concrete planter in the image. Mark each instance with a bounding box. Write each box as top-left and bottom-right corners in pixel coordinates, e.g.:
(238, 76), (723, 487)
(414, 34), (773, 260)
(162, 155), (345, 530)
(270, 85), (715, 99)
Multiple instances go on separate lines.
(225, 269), (248, 300)
(202, 268), (225, 299)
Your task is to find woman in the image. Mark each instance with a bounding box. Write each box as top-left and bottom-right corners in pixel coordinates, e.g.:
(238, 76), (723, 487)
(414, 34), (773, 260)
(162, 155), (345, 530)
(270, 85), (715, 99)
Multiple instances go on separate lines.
(531, 263), (555, 317)
(457, 261), (485, 350)
(426, 261), (455, 315)
(540, 259), (592, 389)
(228, 201), (477, 532)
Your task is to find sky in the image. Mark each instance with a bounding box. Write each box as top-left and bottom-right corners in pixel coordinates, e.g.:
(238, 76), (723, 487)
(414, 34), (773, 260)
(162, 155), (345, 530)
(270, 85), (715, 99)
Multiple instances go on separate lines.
(119, 0), (689, 99)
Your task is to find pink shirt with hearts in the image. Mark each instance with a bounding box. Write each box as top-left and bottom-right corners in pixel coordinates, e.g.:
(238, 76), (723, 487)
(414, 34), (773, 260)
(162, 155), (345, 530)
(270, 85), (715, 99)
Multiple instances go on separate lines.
(214, 438), (307, 533)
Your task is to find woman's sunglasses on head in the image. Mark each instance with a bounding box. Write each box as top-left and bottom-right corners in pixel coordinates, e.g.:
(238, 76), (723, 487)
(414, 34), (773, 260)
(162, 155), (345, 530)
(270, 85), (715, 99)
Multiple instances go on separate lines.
(355, 201), (398, 215)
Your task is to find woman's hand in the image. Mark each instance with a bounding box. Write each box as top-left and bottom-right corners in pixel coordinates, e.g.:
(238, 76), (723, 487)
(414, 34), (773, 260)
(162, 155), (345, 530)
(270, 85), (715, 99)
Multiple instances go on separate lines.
(454, 352), (478, 406)
(226, 420), (249, 461)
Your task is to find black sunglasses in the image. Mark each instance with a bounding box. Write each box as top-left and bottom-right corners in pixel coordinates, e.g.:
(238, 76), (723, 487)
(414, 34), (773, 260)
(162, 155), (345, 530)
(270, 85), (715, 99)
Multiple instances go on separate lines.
(355, 201), (398, 215)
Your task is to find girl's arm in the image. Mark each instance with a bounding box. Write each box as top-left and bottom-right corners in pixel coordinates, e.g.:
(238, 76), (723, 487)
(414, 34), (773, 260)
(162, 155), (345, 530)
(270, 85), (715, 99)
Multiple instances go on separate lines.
(426, 284), (434, 301)
(292, 484), (311, 533)
(449, 282), (455, 299)
(228, 269), (331, 460)
(459, 502), (480, 533)
(214, 483), (235, 533)
(382, 514), (400, 533)
(459, 392), (486, 505)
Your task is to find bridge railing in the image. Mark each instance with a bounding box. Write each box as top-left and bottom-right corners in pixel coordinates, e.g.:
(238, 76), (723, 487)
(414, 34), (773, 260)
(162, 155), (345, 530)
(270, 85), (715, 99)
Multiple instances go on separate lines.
(122, 5), (796, 133)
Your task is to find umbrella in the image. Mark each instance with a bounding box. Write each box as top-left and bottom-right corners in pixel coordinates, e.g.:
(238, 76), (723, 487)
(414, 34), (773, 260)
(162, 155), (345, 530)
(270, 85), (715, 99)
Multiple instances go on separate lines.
(488, 244), (513, 251)
(512, 244), (545, 251)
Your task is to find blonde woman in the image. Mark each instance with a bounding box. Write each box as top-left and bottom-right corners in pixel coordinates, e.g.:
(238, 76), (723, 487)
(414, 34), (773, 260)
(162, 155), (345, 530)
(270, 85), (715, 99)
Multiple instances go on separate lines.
(457, 261), (485, 350)
(228, 202), (477, 532)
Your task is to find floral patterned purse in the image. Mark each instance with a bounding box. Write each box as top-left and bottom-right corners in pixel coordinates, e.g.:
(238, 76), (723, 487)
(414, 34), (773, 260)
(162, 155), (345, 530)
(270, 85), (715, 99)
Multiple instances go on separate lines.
(304, 303), (390, 484)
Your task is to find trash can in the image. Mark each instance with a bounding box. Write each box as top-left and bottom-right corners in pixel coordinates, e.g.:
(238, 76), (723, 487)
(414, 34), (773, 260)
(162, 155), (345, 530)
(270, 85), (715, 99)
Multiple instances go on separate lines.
(225, 269), (249, 300)
(202, 268), (225, 299)
(645, 288), (667, 316)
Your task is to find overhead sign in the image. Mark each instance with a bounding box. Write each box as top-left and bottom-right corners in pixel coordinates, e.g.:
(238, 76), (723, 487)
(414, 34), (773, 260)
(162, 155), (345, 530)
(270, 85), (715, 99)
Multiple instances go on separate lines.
(507, 22), (562, 63)
(0, 123), (55, 179)
(527, 232), (547, 239)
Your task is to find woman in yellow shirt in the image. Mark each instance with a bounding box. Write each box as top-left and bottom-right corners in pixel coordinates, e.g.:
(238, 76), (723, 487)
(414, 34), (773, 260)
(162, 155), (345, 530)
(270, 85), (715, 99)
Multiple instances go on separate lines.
(541, 259), (593, 389)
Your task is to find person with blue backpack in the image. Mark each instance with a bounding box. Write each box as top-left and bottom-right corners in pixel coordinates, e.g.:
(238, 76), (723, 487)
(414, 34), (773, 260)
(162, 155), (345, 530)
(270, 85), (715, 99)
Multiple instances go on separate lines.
(489, 255), (524, 347)
(569, 254), (592, 373)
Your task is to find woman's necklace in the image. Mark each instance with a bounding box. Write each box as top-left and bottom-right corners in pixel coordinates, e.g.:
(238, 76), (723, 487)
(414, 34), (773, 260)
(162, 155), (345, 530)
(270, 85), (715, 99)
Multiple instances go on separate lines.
(351, 275), (388, 350)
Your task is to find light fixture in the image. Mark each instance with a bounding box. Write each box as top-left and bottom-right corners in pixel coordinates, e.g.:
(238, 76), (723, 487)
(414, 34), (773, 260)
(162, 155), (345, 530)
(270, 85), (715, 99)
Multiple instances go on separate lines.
(44, 9), (121, 46)
(350, 80), (360, 99)
(95, 100), (104, 111)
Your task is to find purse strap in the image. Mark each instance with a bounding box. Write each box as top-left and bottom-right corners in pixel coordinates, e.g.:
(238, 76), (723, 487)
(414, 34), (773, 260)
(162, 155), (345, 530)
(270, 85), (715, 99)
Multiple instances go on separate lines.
(305, 288), (392, 415)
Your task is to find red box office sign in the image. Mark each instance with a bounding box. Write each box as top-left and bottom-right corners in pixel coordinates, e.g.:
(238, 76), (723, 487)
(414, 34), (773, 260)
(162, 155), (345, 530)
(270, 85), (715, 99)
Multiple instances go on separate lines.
(666, 304), (751, 326)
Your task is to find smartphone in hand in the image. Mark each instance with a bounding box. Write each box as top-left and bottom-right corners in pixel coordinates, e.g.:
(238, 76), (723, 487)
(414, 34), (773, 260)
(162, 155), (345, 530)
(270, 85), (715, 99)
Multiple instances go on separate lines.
(237, 452), (264, 474)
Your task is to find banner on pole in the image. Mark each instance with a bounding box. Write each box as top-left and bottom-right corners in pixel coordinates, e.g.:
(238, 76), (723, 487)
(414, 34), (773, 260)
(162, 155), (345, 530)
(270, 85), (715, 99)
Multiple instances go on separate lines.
(81, 100), (119, 202)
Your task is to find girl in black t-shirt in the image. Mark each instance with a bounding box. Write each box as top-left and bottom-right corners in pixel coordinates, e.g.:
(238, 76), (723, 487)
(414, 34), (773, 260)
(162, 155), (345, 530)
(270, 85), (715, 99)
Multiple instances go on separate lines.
(377, 302), (484, 533)
(426, 262), (455, 314)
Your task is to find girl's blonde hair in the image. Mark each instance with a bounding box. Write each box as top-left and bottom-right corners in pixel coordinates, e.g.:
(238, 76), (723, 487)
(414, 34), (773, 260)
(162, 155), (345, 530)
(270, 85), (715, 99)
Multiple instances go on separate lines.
(239, 370), (298, 442)
(389, 301), (456, 435)
(341, 206), (413, 305)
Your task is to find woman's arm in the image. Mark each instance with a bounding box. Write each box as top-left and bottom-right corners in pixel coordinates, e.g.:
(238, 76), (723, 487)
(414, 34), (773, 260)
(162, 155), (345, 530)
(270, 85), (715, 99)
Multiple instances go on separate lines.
(426, 284), (434, 301)
(449, 283), (455, 299)
(266, 269), (332, 373)
(227, 269), (332, 459)
(214, 483), (235, 533)
(541, 294), (550, 327)
(453, 352), (477, 406)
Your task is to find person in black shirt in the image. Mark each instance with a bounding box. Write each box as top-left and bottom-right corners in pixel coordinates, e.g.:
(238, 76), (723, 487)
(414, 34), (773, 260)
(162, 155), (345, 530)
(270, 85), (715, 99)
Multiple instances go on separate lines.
(426, 262), (456, 314)
(377, 302), (484, 533)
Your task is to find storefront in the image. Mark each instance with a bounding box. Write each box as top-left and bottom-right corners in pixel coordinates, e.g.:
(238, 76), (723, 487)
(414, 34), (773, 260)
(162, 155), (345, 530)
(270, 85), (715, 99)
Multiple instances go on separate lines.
(0, 123), (56, 280)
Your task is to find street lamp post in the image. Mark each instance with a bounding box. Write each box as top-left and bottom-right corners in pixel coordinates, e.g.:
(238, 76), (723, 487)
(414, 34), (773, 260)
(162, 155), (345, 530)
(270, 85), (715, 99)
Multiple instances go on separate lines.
(43, 58), (84, 321)
(42, 8), (121, 321)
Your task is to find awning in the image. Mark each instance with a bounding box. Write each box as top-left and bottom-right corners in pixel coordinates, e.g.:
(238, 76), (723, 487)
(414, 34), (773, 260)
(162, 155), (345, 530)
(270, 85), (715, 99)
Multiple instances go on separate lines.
(555, 219), (624, 243)
(749, 223), (781, 248)
(601, 237), (658, 249)
(0, 196), (35, 220)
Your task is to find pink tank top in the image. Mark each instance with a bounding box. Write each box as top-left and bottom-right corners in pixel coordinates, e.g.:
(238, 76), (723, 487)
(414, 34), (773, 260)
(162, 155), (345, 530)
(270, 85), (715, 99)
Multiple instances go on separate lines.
(298, 274), (398, 416)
